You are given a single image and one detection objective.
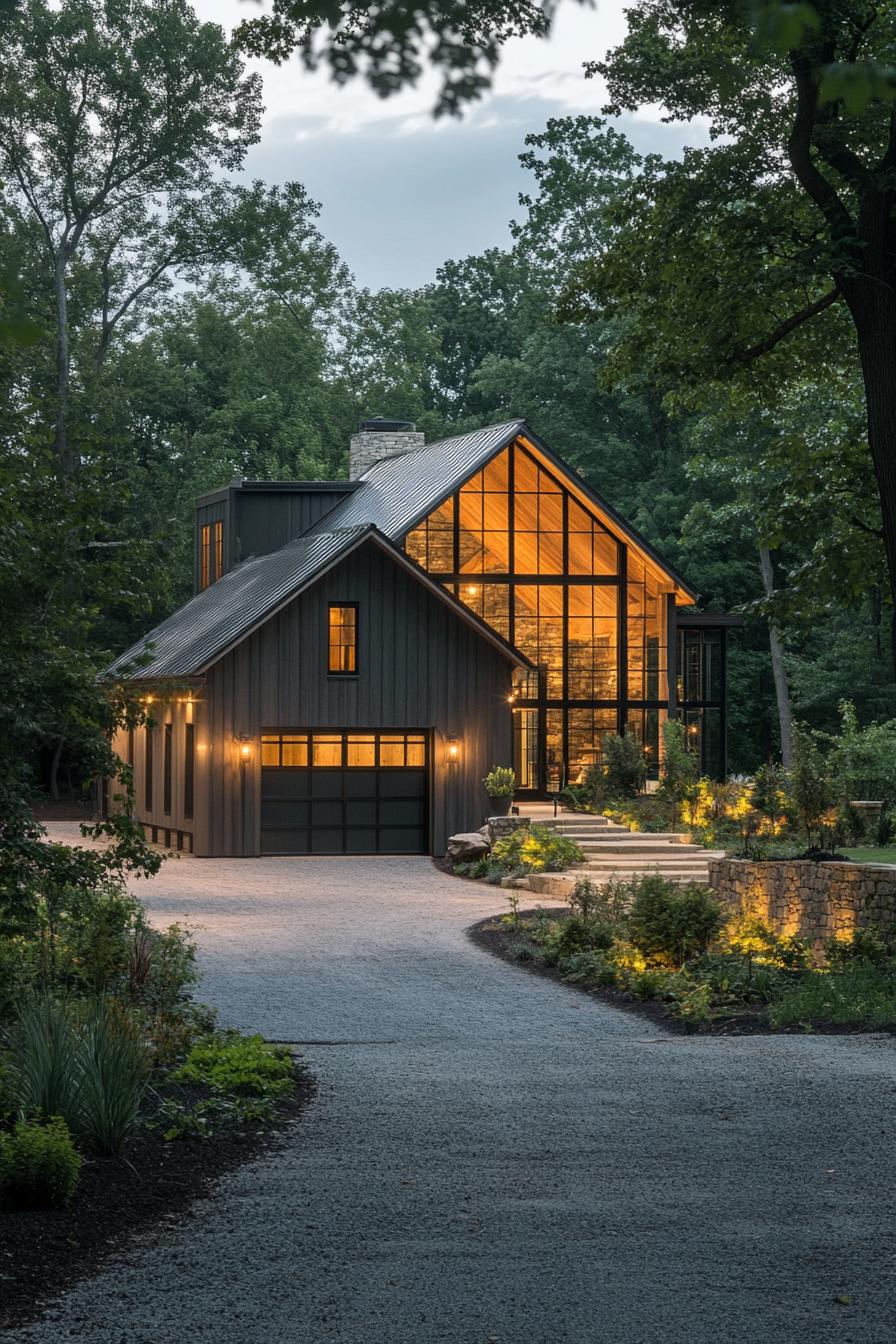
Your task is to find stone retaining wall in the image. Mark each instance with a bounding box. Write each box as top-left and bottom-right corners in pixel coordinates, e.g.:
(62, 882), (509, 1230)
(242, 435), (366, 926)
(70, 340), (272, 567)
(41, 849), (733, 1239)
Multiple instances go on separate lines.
(708, 857), (896, 960)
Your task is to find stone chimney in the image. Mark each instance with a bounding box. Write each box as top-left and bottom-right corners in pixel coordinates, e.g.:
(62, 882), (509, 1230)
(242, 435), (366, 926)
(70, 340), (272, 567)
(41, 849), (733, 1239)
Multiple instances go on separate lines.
(349, 418), (425, 479)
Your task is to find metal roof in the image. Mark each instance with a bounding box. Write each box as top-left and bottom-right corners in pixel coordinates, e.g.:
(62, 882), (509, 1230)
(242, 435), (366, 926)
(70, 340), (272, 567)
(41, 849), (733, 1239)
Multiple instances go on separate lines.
(106, 416), (702, 682)
(311, 419), (526, 539)
(314, 418), (698, 600)
(103, 524), (530, 681)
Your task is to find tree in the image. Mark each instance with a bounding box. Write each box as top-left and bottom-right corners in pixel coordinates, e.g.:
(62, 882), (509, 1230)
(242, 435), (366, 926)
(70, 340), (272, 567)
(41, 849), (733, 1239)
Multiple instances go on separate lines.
(235, 0), (551, 116)
(0, 0), (262, 483)
(565, 3), (896, 664)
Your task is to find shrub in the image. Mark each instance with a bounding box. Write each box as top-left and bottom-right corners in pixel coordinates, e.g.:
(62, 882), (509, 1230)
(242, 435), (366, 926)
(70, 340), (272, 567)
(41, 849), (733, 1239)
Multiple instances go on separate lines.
(825, 925), (893, 970)
(5, 997), (82, 1125)
(627, 875), (725, 966)
(567, 875), (630, 931)
(508, 939), (538, 963)
(557, 950), (618, 987)
(483, 766), (516, 797)
(173, 1033), (294, 1098)
(657, 719), (699, 828)
(77, 1001), (150, 1156)
(0, 1118), (81, 1209)
(725, 916), (812, 971)
(667, 979), (713, 1026)
(787, 723), (838, 849)
(5, 997), (150, 1155)
(827, 701), (896, 803)
(876, 804), (895, 848)
(489, 824), (583, 875)
(128, 921), (199, 1017)
(542, 916), (615, 964)
(603, 731), (648, 799)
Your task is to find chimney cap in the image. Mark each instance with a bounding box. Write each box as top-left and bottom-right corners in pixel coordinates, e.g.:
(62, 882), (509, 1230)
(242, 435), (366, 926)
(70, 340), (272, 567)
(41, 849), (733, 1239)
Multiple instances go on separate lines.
(358, 417), (416, 433)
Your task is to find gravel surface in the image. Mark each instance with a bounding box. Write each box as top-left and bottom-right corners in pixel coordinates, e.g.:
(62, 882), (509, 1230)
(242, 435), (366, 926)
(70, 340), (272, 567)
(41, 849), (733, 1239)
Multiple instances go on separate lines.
(11, 827), (896, 1343)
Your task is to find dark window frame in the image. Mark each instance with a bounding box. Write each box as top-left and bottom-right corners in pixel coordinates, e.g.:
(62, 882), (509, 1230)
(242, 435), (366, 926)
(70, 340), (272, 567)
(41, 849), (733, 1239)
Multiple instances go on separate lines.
(327, 602), (359, 676)
(214, 520), (224, 581)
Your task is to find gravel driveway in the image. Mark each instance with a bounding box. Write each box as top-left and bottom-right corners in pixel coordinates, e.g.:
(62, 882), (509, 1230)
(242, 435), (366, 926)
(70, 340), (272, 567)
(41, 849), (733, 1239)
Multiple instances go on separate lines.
(11, 833), (896, 1344)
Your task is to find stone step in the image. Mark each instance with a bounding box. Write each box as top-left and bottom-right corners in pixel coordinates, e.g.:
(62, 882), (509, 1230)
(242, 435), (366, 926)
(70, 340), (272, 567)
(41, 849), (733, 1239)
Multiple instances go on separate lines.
(550, 826), (632, 838)
(573, 839), (706, 854)
(527, 870), (706, 897)
(536, 819), (620, 832)
(580, 854), (713, 867)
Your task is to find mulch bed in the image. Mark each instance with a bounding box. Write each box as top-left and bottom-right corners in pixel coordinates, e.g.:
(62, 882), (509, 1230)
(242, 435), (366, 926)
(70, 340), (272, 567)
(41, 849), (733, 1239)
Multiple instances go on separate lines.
(0, 1066), (315, 1330)
(468, 910), (891, 1038)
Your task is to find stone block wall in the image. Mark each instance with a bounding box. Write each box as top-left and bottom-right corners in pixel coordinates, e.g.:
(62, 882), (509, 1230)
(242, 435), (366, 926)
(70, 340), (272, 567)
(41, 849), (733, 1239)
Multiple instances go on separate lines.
(349, 429), (425, 478)
(708, 858), (896, 961)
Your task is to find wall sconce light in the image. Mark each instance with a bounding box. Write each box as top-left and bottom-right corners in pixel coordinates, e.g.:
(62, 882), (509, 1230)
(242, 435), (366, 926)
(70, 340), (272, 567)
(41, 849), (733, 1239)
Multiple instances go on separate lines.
(236, 734), (252, 762)
(446, 736), (461, 765)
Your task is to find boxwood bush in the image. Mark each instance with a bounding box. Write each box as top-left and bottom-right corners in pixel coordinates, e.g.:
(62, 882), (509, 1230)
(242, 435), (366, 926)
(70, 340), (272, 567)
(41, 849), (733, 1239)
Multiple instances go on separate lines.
(0, 1118), (81, 1209)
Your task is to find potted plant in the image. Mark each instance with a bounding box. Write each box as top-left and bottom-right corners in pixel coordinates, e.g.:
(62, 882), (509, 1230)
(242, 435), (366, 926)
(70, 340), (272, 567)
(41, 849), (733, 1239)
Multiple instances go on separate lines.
(483, 765), (516, 817)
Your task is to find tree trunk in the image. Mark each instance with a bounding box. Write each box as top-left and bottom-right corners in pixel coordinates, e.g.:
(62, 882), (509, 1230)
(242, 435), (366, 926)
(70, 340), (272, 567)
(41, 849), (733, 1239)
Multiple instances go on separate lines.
(49, 737), (63, 802)
(853, 300), (896, 675)
(758, 547), (793, 767)
(53, 248), (73, 483)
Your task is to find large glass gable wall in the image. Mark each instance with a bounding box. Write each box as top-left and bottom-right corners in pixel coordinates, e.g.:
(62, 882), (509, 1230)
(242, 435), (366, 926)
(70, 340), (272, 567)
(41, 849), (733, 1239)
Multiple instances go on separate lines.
(404, 440), (675, 792)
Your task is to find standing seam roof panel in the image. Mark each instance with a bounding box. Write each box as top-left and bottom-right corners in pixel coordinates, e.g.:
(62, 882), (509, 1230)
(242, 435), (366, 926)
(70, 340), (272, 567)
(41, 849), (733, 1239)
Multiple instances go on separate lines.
(311, 419), (525, 539)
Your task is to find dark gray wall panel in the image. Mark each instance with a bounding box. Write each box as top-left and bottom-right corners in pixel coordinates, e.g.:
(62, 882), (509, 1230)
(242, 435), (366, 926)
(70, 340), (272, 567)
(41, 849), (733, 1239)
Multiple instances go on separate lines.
(205, 538), (514, 855)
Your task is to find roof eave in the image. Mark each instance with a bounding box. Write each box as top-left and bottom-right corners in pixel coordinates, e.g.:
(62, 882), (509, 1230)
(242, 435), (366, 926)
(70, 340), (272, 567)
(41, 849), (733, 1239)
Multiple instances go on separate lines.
(518, 426), (700, 603)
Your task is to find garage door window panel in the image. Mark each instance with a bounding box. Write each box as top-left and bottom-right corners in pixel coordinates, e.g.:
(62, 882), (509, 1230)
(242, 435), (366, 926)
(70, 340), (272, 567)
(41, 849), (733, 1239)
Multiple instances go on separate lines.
(260, 731), (429, 855)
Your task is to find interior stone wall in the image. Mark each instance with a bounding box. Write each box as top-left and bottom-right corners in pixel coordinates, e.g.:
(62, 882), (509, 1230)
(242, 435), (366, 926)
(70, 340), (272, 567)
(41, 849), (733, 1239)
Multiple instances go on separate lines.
(708, 857), (896, 961)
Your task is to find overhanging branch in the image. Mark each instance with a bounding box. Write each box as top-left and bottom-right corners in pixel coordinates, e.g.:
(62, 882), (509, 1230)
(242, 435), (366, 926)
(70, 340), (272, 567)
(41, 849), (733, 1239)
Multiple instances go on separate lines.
(731, 289), (841, 364)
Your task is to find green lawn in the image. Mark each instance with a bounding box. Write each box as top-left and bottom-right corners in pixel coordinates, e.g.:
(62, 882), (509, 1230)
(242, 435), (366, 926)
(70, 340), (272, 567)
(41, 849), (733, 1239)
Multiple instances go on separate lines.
(842, 847), (896, 865)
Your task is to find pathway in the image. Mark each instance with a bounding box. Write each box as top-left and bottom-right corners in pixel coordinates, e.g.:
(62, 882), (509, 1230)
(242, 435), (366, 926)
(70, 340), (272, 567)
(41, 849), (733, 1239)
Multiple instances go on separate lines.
(11, 827), (896, 1344)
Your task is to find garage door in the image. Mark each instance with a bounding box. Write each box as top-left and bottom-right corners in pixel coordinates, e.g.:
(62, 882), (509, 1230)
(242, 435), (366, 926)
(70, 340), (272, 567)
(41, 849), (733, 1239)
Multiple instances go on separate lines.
(260, 730), (429, 855)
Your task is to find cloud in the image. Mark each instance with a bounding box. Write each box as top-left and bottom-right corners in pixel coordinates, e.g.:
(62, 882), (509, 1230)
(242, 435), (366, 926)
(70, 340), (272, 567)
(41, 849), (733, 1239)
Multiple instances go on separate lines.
(240, 97), (710, 289)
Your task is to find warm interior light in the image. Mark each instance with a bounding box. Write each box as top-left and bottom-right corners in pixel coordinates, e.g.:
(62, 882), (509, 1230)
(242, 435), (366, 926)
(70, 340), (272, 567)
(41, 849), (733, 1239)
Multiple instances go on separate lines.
(465, 585), (479, 596)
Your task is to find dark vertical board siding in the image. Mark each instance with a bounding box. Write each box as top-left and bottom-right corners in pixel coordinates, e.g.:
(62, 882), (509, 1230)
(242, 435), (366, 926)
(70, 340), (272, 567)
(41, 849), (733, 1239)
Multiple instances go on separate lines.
(235, 490), (354, 564)
(204, 539), (514, 854)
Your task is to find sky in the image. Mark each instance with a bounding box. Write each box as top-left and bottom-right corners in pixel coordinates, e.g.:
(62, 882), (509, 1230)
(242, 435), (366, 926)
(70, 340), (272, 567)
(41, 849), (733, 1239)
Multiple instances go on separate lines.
(196, 1), (705, 290)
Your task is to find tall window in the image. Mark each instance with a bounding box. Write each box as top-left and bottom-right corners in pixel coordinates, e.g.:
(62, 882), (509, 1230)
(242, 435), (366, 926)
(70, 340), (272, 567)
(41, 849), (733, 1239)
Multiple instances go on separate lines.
(144, 726), (154, 812)
(184, 723), (194, 821)
(328, 604), (358, 674)
(404, 438), (675, 789)
(163, 722), (172, 815)
(200, 524), (211, 589)
(214, 521), (224, 580)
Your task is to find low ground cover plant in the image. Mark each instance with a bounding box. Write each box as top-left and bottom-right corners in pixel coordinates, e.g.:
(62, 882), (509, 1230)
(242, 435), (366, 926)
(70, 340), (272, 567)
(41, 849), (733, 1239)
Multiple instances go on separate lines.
(490, 873), (896, 1031)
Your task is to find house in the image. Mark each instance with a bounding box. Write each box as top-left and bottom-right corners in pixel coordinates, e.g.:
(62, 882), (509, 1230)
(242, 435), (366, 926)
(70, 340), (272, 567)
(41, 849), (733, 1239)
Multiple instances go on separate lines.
(104, 419), (733, 857)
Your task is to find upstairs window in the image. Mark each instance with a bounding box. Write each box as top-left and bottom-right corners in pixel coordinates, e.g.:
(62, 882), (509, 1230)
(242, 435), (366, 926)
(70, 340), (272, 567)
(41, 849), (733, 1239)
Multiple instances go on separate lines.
(200, 524), (211, 589)
(328, 604), (358, 674)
